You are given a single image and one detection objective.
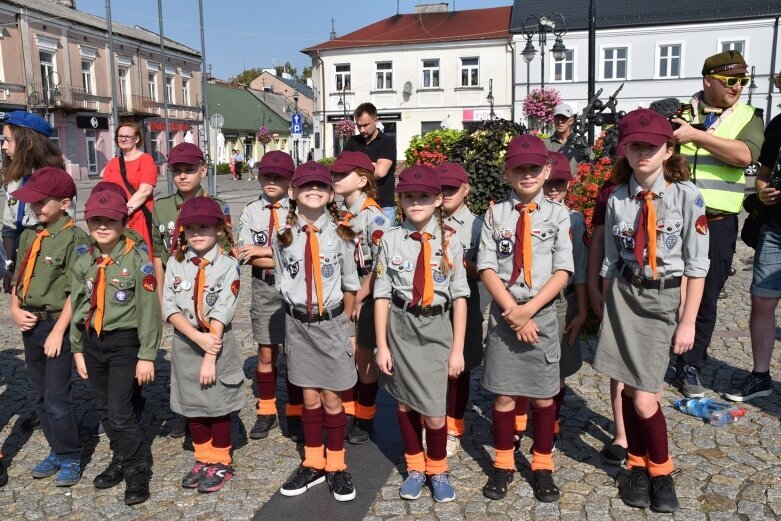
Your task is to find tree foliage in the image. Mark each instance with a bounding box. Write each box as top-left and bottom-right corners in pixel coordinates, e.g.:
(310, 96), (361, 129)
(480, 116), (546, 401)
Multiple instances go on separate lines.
(275, 61), (297, 78)
(236, 67), (264, 85)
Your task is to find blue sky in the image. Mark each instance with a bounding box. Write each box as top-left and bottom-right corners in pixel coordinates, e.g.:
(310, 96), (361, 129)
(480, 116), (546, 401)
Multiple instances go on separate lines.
(77, 0), (511, 79)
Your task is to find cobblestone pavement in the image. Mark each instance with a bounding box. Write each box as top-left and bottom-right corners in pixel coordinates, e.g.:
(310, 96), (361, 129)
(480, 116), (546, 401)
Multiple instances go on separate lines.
(1, 175), (780, 520)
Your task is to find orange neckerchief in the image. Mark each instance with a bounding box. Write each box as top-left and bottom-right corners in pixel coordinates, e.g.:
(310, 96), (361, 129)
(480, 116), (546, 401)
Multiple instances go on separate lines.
(410, 231), (434, 306)
(303, 225), (324, 315)
(17, 218), (74, 301)
(508, 202), (538, 288)
(85, 239), (135, 335)
(191, 256), (215, 333)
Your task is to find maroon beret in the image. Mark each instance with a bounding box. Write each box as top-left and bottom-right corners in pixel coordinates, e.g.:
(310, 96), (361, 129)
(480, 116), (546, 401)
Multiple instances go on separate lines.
(329, 151), (375, 174)
(90, 181), (129, 202)
(11, 167), (77, 202)
(291, 161), (333, 188)
(434, 162), (468, 187)
(617, 108), (673, 152)
(396, 165), (441, 194)
(547, 152), (572, 181)
(258, 151), (295, 178)
(177, 196), (225, 226)
(505, 135), (549, 169)
(167, 143), (205, 165)
(84, 190), (127, 221)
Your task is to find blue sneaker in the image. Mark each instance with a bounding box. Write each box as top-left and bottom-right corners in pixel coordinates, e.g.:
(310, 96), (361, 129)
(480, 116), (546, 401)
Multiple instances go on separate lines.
(429, 472), (456, 503)
(399, 470), (426, 500)
(31, 453), (61, 478)
(54, 461), (82, 487)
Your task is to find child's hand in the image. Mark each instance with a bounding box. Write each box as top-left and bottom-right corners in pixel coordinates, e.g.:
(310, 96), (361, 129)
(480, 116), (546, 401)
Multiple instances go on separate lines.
(448, 351), (465, 378)
(236, 245), (264, 262)
(74, 353), (88, 379)
(199, 358), (217, 386)
(502, 304), (531, 330)
(375, 347), (393, 376)
(11, 307), (38, 331)
(672, 320), (695, 355)
(352, 287), (370, 321)
(516, 318), (539, 344)
(136, 360), (155, 385)
(196, 331), (223, 355)
(43, 330), (64, 358)
(589, 290), (604, 319)
(564, 312), (587, 347)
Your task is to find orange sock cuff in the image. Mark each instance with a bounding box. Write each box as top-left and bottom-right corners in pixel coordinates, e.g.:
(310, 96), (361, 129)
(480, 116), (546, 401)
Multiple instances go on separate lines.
(515, 413), (528, 433)
(257, 397), (277, 415)
(212, 445), (232, 465)
(425, 455), (448, 475)
(494, 448), (516, 471)
(193, 440), (212, 463)
(325, 449), (346, 472)
(626, 453), (647, 469)
(647, 456), (674, 477)
(553, 419), (560, 435)
(447, 416), (465, 437)
(342, 401), (356, 416)
(286, 404), (303, 417)
(355, 403), (377, 421)
(405, 451), (426, 473)
(303, 445), (326, 470)
(531, 451), (555, 471)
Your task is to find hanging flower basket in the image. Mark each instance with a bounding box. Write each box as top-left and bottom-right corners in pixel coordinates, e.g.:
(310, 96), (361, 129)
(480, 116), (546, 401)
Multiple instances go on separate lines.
(256, 126), (272, 145)
(522, 88), (562, 135)
(335, 118), (355, 138)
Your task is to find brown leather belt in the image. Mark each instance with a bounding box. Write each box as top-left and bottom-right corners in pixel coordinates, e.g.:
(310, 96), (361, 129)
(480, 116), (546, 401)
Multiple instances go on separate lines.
(286, 303), (344, 323)
(392, 294), (449, 317)
(22, 308), (61, 321)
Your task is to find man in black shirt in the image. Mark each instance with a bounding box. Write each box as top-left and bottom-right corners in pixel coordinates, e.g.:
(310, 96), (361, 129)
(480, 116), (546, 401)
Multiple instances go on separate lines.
(343, 103), (397, 222)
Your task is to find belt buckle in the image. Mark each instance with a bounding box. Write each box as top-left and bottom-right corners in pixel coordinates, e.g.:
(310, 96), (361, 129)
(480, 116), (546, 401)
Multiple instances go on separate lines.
(420, 305), (432, 317)
(631, 275), (643, 289)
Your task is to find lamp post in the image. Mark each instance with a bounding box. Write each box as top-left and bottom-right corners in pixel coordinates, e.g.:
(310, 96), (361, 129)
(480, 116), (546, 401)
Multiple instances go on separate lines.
(521, 14), (568, 90)
(748, 65), (758, 105)
(336, 90), (350, 156)
(283, 90), (311, 166)
(487, 78), (496, 119)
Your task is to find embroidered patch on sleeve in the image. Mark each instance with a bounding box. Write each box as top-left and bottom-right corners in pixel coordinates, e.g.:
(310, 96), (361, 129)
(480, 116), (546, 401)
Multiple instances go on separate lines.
(231, 279), (240, 296)
(142, 274), (156, 292)
(695, 215), (708, 235)
(371, 229), (384, 246)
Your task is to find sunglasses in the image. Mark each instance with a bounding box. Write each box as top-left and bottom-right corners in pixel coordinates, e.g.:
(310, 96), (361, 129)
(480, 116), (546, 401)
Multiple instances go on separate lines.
(710, 74), (750, 88)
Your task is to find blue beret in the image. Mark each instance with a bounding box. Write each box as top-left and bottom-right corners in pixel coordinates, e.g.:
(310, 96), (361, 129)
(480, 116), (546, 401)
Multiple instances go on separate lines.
(3, 111), (52, 137)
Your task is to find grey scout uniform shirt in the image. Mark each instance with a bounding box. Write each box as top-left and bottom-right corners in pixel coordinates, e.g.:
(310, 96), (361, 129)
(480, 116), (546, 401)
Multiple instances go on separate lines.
(162, 244), (240, 328)
(343, 194), (391, 274)
(477, 190), (574, 302)
(238, 194), (289, 250)
(567, 208), (588, 286)
(601, 174), (710, 280)
(374, 218), (470, 305)
(444, 204), (482, 267)
(273, 212), (361, 309)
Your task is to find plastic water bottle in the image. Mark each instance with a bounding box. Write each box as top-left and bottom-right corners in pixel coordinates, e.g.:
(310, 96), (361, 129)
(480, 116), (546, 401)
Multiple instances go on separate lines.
(709, 407), (746, 427)
(674, 398), (746, 426)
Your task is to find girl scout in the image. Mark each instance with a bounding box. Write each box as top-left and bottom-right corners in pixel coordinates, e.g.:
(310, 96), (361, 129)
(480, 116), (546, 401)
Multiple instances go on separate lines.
(275, 161), (360, 502)
(163, 196), (243, 494)
(477, 135), (573, 504)
(434, 162), (484, 457)
(330, 151), (390, 445)
(374, 165), (469, 503)
(595, 109), (708, 513)
(236, 151), (300, 441)
(70, 189), (162, 506)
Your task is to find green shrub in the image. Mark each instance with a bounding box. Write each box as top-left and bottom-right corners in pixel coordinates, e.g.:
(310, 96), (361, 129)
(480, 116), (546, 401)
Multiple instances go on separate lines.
(404, 129), (465, 167)
(318, 156), (336, 166)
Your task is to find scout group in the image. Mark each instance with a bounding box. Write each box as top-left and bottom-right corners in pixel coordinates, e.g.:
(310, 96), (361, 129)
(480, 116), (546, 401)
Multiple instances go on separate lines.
(0, 105), (709, 514)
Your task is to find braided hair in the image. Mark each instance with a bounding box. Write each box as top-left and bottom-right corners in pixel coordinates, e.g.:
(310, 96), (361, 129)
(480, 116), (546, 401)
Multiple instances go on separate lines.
(436, 207), (452, 276)
(276, 199), (299, 247)
(327, 200), (358, 241)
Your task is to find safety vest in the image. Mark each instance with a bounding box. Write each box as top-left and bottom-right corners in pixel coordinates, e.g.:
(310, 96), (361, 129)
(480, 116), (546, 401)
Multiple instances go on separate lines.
(679, 103), (755, 214)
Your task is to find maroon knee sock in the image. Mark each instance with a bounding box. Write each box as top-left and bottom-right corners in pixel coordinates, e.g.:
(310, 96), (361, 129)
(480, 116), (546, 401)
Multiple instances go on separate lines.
(397, 409), (423, 455)
(553, 386), (566, 423)
(493, 408), (516, 451)
(447, 370), (471, 420)
(257, 369), (277, 401)
(286, 376), (303, 407)
(425, 424), (447, 462)
(188, 418), (211, 445)
(323, 410), (347, 452)
(514, 396), (529, 417)
(638, 405), (669, 465)
(210, 415), (232, 449)
(621, 392), (646, 458)
(357, 380), (379, 407)
(531, 402), (556, 454)
(301, 406), (324, 448)
(342, 386), (356, 405)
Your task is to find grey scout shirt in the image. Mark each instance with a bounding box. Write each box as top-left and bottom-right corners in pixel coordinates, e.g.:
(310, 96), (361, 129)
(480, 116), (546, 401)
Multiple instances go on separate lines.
(444, 204), (482, 266)
(343, 194), (391, 273)
(162, 244), (240, 328)
(567, 208), (588, 286)
(238, 194), (289, 250)
(374, 218), (470, 305)
(600, 174), (710, 280)
(273, 212), (361, 309)
(477, 190), (574, 302)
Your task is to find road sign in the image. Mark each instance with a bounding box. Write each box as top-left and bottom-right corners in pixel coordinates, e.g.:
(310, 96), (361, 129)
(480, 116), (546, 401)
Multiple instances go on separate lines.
(209, 113), (224, 129)
(291, 113), (303, 126)
(291, 113), (303, 138)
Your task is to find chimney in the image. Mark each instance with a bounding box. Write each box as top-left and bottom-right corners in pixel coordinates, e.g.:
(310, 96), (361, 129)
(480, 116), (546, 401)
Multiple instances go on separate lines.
(413, 3), (448, 14)
(52, 0), (76, 8)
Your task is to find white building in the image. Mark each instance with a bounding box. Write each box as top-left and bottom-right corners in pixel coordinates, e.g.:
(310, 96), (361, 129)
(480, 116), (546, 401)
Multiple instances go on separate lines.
(510, 1), (781, 124)
(302, 4), (514, 161)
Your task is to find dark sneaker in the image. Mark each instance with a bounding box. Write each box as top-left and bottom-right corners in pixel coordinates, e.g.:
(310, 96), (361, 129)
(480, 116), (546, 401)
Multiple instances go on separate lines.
(678, 365), (705, 398)
(326, 470), (356, 501)
(343, 414), (356, 440)
(31, 453), (61, 478)
(650, 474), (679, 513)
(603, 442), (627, 466)
(348, 418), (372, 445)
(21, 412), (41, 431)
(725, 373), (773, 402)
(286, 416), (303, 442)
(532, 469), (560, 503)
(54, 461), (82, 487)
(198, 463), (234, 493)
(619, 467), (651, 508)
(91, 421), (106, 438)
(168, 416), (187, 439)
(483, 468), (514, 500)
(279, 465), (326, 496)
(123, 466), (150, 506)
(93, 455), (124, 489)
(250, 415), (279, 440)
(181, 461), (208, 489)
(0, 458), (7, 487)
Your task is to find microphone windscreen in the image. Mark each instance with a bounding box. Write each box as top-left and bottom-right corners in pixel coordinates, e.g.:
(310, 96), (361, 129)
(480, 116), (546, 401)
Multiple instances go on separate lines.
(649, 98), (682, 119)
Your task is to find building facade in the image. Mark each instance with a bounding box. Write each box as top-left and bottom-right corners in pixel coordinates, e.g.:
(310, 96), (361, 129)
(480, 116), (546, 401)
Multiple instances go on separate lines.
(248, 70), (315, 117)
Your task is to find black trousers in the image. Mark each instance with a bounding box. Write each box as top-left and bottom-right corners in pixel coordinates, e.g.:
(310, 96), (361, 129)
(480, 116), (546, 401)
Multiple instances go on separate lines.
(83, 329), (147, 470)
(22, 319), (82, 461)
(679, 215), (737, 369)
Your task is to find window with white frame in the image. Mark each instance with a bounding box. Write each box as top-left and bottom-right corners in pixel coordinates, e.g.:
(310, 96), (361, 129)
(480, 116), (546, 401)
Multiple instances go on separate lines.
(602, 47), (627, 80)
(658, 44), (681, 78)
(375, 62), (392, 90)
(422, 59), (440, 88)
(148, 72), (158, 101)
(720, 40), (745, 54)
(81, 60), (94, 94)
(182, 78), (190, 105)
(118, 67), (130, 105)
(460, 57), (479, 87)
(335, 64), (351, 91)
(39, 50), (55, 94)
(553, 49), (574, 82)
(166, 75), (175, 104)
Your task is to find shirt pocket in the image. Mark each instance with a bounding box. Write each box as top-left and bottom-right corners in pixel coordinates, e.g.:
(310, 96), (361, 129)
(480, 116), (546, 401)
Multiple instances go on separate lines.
(658, 216), (683, 254)
(108, 277), (136, 306)
(530, 225), (557, 248)
(38, 254), (66, 277)
(319, 249), (341, 282)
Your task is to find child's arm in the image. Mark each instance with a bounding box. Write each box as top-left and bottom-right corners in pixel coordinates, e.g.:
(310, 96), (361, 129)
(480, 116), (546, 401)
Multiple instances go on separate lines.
(374, 298), (392, 375)
(587, 226), (606, 318)
(153, 257), (165, 303)
(43, 296), (73, 358)
(564, 284), (588, 346)
(10, 290), (37, 330)
(449, 297), (466, 377)
(476, 211), (519, 313)
(136, 253), (162, 386)
(352, 273), (373, 321)
(69, 259), (88, 379)
(673, 277), (704, 354)
(343, 290), (357, 321)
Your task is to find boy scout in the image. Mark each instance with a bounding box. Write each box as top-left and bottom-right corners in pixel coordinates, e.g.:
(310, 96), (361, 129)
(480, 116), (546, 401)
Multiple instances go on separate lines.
(71, 189), (162, 506)
(9, 167), (89, 487)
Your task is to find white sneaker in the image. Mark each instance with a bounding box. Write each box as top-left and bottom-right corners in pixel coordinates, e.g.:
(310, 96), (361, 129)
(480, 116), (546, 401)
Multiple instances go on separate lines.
(446, 434), (461, 457)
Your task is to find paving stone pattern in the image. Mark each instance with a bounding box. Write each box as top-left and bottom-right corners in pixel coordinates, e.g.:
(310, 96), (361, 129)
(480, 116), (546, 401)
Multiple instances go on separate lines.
(1, 176), (780, 520)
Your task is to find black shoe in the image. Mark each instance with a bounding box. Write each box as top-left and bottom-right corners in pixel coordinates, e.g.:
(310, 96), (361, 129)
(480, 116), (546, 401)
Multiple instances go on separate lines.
(482, 468), (514, 500)
(650, 474), (679, 513)
(677, 364), (705, 398)
(603, 442), (628, 466)
(123, 466), (150, 506)
(21, 412), (41, 431)
(181, 461), (208, 489)
(279, 465), (326, 496)
(287, 416), (303, 442)
(725, 373), (773, 402)
(326, 470), (356, 501)
(93, 455), (124, 489)
(619, 467), (651, 508)
(532, 469), (560, 503)
(343, 414), (355, 440)
(169, 416), (187, 439)
(513, 433), (522, 454)
(348, 419), (372, 445)
(0, 458), (7, 487)
(250, 414), (279, 440)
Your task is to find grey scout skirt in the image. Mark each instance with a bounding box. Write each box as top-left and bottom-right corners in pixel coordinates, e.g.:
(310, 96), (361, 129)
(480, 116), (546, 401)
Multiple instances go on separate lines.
(593, 277), (679, 393)
(170, 326), (246, 418)
(380, 302), (453, 418)
(482, 301), (561, 399)
(250, 276), (286, 345)
(557, 290), (583, 379)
